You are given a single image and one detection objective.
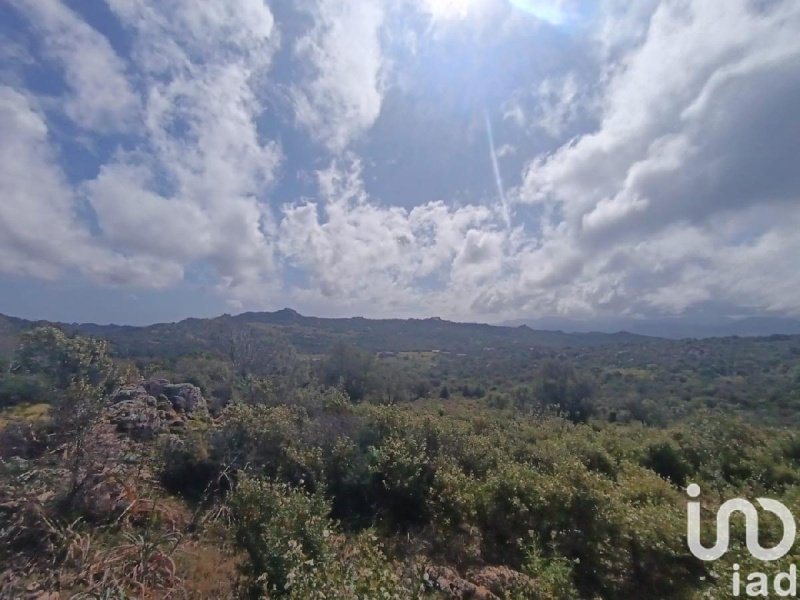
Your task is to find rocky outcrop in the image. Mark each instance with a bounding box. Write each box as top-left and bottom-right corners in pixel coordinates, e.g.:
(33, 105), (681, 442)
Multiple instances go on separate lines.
(424, 565), (539, 599)
(108, 380), (207, 439)
(424, 566), (497, 599)
(465, 566), (538, 598)
(143, 380), (206, 412)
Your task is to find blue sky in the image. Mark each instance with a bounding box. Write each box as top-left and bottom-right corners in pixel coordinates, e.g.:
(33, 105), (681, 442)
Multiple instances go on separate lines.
(1, 0), (800, 325)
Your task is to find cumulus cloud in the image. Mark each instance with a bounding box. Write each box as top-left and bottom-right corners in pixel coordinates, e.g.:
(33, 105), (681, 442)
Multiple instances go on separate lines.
(7, 0), (138, 132)
(291, 0), (386, 151)
(278, 155), (507, 313)
(0, 0), (282, 302)
(87, 0), (282, 301)
(511, 0), (800, 317)
(0, 87), (179, 286)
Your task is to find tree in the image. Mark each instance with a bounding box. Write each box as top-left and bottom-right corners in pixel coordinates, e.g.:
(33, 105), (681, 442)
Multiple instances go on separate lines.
(319, 343), (376, 402)
(14, 327), (122, 495)
(16, 326), (120, 397)
(536, 361), (595, 423)
(226, 325), (310, 397)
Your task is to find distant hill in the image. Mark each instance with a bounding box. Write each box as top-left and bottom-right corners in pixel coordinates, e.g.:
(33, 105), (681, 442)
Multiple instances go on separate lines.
(0, 314), (28, 355)
(0, 309), (657, 359)
(502, 316), (800, 339)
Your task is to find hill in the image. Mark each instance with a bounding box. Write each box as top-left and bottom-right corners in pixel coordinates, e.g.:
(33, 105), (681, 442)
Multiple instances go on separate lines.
(1, 309), (656, 359)
(503, 315), (800, 339)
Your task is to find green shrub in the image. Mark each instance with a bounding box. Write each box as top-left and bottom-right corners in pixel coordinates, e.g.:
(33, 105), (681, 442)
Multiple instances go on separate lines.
(158, 432), (223, 501)
(212, 403), (324, 490)
(229, 476), (334, 597)
(229, 476), (421, 599)
(643, 441), (691, 486)
(0, 373), (48, 408)
(368, 432), (434, 527)
(284, 531), (422, 600)
(522, 538), (578, 600)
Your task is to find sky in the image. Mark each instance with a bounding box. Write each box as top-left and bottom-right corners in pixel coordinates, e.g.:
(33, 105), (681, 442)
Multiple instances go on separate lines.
(1, 0), (799, 326)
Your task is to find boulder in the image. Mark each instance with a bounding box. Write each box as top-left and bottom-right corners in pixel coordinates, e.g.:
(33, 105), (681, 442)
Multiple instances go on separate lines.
(425, 566), (498, 599)
(143, 378), (169, 397)
(108, 380), (207, 439)
(107, 396), (163, 440)
(163, 383), (206, 413)
(465, 566), (538, 598)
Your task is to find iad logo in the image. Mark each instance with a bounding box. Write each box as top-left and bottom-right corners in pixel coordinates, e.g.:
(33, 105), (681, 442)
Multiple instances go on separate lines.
(686, 483), (796, 561)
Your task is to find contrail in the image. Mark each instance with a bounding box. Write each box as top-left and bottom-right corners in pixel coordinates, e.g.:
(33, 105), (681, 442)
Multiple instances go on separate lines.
(484, 110), (511, 229)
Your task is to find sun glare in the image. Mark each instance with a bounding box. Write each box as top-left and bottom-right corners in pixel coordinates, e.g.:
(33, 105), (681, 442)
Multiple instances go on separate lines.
(421, 0), (482, 20)
(421, 0), (578, 25)
(509, 0), (575, 25)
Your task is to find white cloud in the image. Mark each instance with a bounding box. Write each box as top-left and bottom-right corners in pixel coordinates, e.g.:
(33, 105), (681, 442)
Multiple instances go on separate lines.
(502, 71), (596, 139)
(86, 0), (281, 301)
(2, 0), (282, 303)
(291, 0), (386, 151)
(8, 0), (139, 132)
(533, 73), (582, 137)
(106, 0), (275, 72)
(278, 155), (509, 314)
(0, 87), (179, 286)
(507, 0), (800, 317)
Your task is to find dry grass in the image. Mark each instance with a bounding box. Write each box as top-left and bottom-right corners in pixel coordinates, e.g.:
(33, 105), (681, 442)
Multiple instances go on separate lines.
(0, 402), (51, 427)
(174, 540), (240, 599)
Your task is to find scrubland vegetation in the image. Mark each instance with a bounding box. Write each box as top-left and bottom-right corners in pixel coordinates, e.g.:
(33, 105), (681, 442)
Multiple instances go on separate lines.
(2, 314), (800, 598)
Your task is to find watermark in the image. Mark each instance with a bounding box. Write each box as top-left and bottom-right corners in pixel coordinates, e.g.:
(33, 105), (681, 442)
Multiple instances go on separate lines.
(687, 483), (797, 597)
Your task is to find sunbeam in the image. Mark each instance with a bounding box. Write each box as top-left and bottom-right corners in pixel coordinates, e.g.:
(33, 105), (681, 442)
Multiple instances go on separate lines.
(484, 111), (511, 230)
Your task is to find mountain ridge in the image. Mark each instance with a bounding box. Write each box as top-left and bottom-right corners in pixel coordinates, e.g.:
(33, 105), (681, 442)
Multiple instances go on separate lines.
(502, 316), (800, 339)
(0, 309), (658, 358)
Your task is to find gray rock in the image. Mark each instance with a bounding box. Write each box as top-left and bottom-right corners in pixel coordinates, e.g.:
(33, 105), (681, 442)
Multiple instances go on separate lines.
(107, 394), (163, 440)
(111, 386), (146, 403)
(143, 379), (169, 397)
(163, 383), (206, 413)
(108, 380), (207, 439)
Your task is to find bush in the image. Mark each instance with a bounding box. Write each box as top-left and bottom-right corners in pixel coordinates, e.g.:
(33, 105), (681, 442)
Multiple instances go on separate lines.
(522, 538), (579, 600)
(229, 475), (421, 599)
(535, 362), (596, 423)
(0, 373), (48, 409)
(368, 432), (434, 528)
(284, 531), (421, 600)
(643, 442), (691, 486)
(159, 433), (223, 501)
(229, 476), (334, 597)
(212, 403), (325, 490)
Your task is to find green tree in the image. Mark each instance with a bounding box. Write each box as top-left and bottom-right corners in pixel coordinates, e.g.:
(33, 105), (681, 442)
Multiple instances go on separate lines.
(320, 343), (376, 402)
(16, 327), (119, 395)
(536, 361), (595, 423)
(14, 327), (122, 496)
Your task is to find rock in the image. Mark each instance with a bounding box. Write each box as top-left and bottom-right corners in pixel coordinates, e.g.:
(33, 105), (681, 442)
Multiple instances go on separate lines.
(425, 566), (498, 599)
(144, 378), (169, 397)
(163, 383), (207, 413)
(73, 471), (129, 521)
(157, 395), (173, 411)
(108, 380), (207, 439)
(107, 397), (162, 440)
(113, 386), (145, 402)
(465, 566), (538, 597)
